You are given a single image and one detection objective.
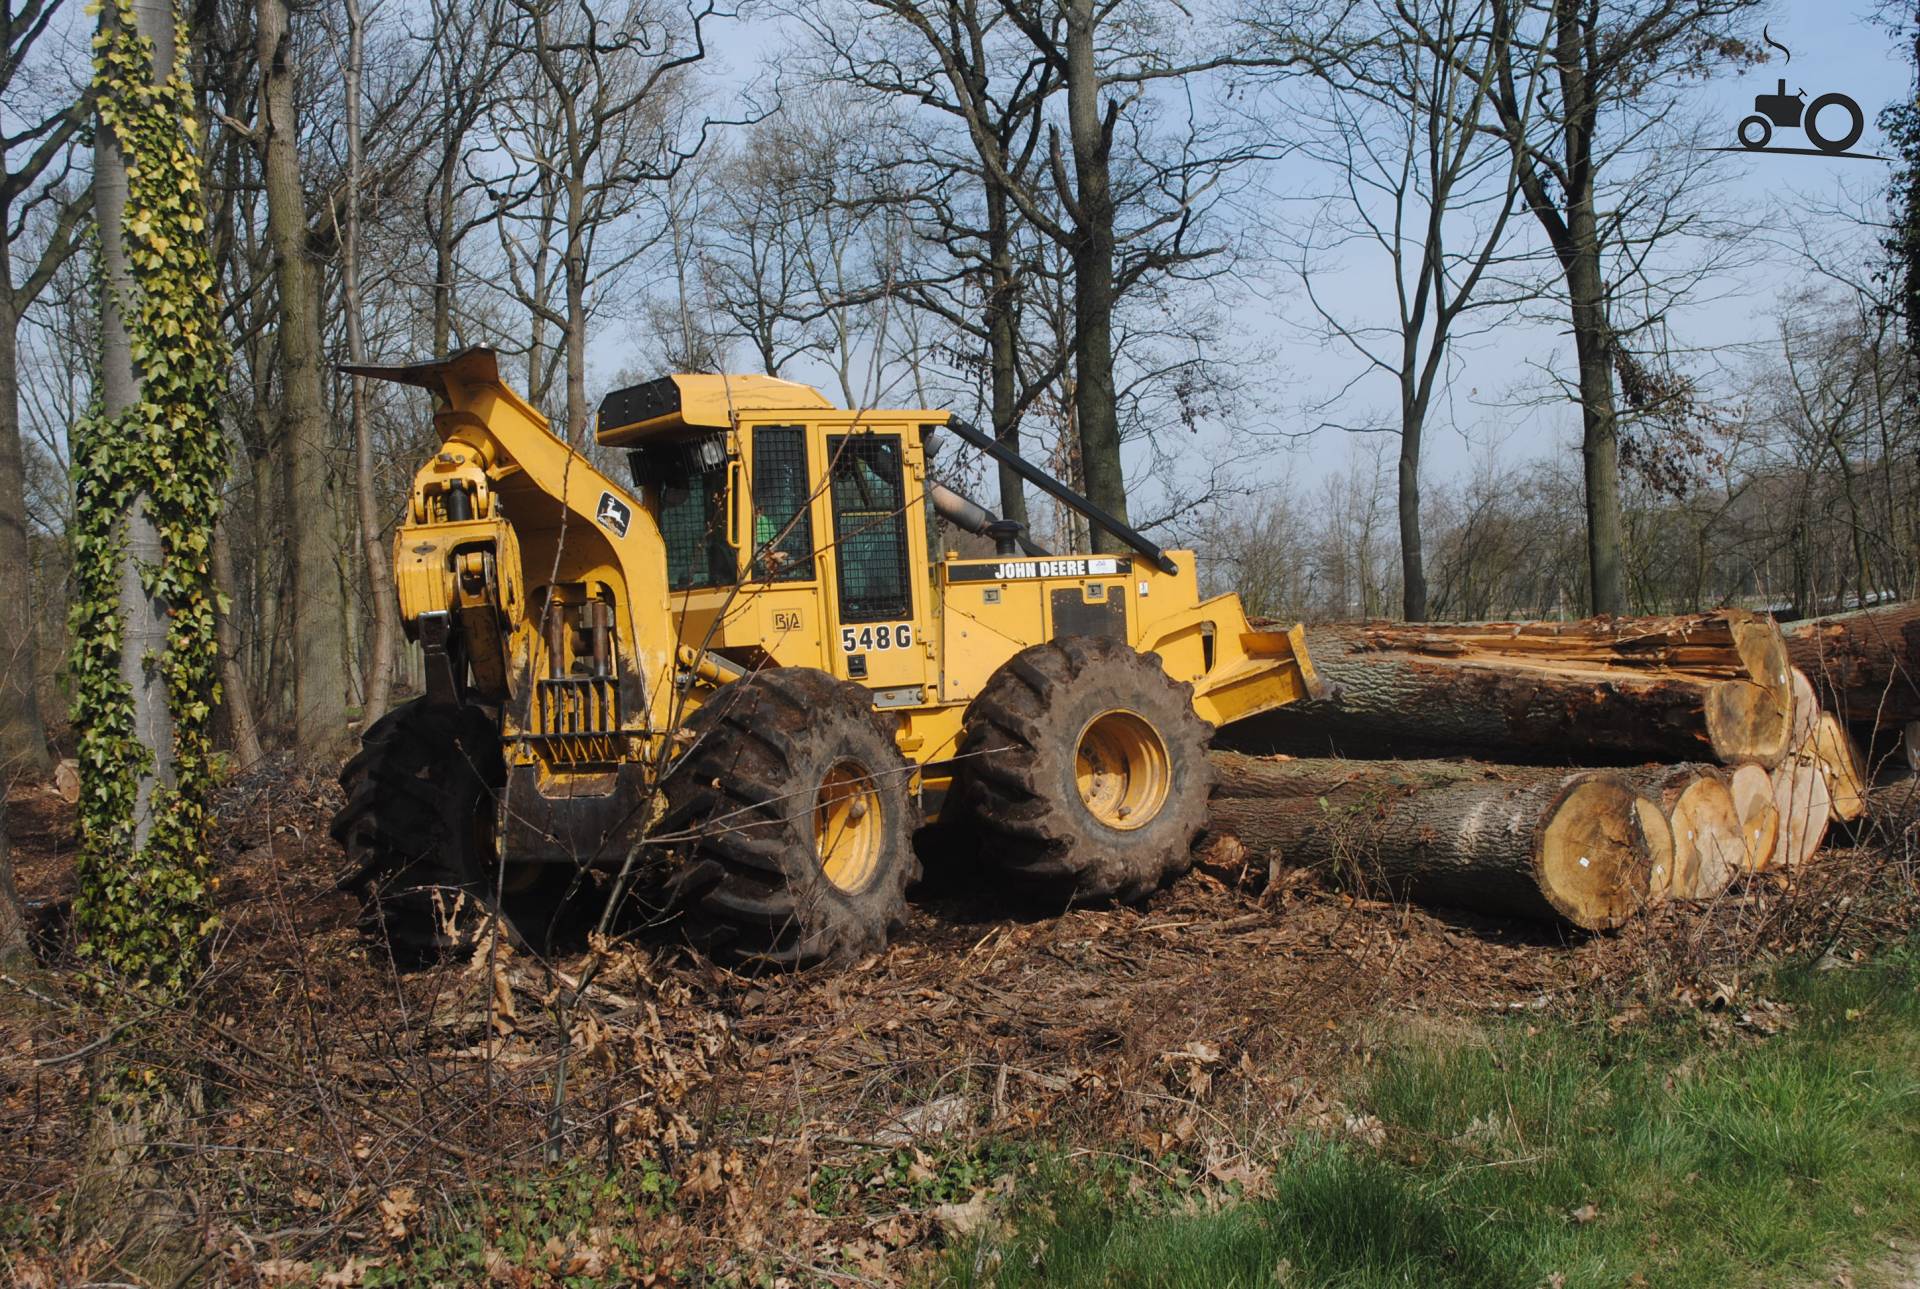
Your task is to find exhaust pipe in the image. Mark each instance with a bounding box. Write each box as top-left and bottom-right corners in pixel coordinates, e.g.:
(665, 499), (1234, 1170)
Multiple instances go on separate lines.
(929, 482), (1049, 558)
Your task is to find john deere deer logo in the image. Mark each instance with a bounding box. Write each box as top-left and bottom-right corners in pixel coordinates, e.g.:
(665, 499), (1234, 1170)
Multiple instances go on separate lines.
(1721, 29), (1882, 160)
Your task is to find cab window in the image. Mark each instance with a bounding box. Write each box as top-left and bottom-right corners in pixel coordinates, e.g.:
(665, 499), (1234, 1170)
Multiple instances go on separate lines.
(749, 426), (813, 581)
(826, 434), (911, 623)
(629, 438), (735, 591)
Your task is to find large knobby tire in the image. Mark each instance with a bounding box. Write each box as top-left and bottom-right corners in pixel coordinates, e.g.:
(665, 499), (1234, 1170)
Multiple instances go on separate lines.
(659, 668), (919, 967)
(956, 635), (1214, 903)
(331, 699), (571, 963)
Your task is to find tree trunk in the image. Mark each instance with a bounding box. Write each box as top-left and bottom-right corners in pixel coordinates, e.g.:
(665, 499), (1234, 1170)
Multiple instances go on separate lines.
(432, 146), (456, 359)
(1206, 755), (1662, 930)
(258, 0), (348, 755)
(1781, 600), (1920, 727)
(1552, 0), (1626, 617)
(97, 4), (176, 852)
(1398, 420), (1427, 621)
(211, 527), (264, 768)
(0, 287), (51, 777)
(0, 800), (28, 963)
(1227, 614), (1793, 768)
(342, 0), (395, 729)
(985, 181), (1027, 528)
(1064, 0), (1126, 548)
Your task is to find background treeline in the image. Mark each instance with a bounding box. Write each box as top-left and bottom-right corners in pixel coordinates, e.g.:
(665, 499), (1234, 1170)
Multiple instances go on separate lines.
(2, 0), (1918, 777)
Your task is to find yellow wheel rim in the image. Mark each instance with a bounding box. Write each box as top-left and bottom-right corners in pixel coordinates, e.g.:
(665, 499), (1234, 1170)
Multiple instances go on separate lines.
(1074, 709), (1172, 831)
(816, 759), (884, 892)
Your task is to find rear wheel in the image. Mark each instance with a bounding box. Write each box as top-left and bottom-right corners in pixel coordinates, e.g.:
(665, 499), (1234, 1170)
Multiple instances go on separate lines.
(659, 668), (918, 966)
(956, 635), (1214, 902)
(331, 699), (573, 963)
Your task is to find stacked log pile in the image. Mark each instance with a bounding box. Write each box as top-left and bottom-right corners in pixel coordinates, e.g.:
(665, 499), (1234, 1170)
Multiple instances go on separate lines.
(1209, 607), (1911, 932)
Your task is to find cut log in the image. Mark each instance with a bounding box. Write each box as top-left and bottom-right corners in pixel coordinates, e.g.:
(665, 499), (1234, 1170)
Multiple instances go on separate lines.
(1769, 753), (1832, 869)
(1782, 601), (1920, 727)
(1210, 751), (1497, 801)
(1230, 612), (1793, 769)
(1805, 713), (1868, 823)
(1204, 756), (1662, 930)
(1726, 763), (1781, 874)
(1622, 766), (1744, 900)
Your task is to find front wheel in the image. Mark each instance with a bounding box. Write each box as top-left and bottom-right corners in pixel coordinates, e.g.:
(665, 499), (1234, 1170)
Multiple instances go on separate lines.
(658, 668), (919, 966)
(331, 700), (575, 963)
(956, 635), (1214, 903)
(1737, 114), (1772, 150)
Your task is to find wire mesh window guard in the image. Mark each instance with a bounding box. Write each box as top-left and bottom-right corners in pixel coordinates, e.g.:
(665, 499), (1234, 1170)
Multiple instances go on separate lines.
(827, 434), (912, 623)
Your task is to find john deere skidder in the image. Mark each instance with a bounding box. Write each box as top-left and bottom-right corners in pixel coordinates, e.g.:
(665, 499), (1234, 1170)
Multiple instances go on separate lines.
(330, 349), (1319, 964)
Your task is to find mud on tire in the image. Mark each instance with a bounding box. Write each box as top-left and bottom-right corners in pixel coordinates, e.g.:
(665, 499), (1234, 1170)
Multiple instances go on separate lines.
(956, 635), (1214, 903)
(331, 699), (571, 963)
(659, 667), (918, 967)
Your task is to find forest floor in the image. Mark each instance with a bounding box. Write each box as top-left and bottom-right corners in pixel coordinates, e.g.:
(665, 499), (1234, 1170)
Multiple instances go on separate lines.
(1, 757), (1917, 1287)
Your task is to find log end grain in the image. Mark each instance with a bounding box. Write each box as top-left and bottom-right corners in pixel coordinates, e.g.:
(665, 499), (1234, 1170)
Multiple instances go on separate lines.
(1809, 712), (1869, 823)
(1731, 614), (1792, 693)
(1770, 755), (1833, 869)
(1705, 678), (1792, 769)
(1535, 776), (1657, 930)
(1726, 763), (1782, 874)
(1670, 774), (1743, 900)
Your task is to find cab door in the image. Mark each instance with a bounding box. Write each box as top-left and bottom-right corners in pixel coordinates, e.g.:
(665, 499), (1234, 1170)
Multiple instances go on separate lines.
(818, 429), (930, 705)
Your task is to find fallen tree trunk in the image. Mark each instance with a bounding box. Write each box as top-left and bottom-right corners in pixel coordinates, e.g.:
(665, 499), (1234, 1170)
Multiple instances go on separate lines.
(1205, 756), (1663, 930)
(1783, 602), (1920, 727)
(1727, 763), (1781, 875)
(1858, 774), (1920, 834)
(1232, 612), (1792, 769)
(1622, 766), (1744, 901)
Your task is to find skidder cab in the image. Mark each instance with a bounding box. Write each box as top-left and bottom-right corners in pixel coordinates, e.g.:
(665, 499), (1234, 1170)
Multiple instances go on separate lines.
(331, 348), (1320, 965)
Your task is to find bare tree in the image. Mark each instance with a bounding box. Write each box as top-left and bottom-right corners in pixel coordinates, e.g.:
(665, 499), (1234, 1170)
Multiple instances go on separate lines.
(1244, 0), (1545, 620)
(485, 0), (720, 439)
(0, 0), (85, 776)
(339, 0), (398, 726)
(256, 0), (349, 750)
(1478, 0), (1761, 613)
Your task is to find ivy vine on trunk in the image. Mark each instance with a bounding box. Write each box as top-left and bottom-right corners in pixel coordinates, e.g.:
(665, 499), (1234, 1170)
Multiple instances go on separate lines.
(70, 0), (226, 999)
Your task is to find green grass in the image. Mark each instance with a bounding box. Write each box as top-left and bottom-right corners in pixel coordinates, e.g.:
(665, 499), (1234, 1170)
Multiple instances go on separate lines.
(941, 944), (1920, 1288)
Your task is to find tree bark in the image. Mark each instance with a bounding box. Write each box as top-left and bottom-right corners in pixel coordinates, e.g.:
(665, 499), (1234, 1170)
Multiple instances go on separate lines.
(0, 292), (50, 776)
(257, 0), (348, 754)
(1398, 423), (1427, 621)
(0, 799), (28, 963)
(1206, 755), (1661, 930)
(1063, 0), (1126, 549)
(1781, 601), (1920, 727)
(211, 527), (264, 768)
(342, 0), (396, 729)
(985, 180), (1027, 529)
(1227, 614), (1793, 768)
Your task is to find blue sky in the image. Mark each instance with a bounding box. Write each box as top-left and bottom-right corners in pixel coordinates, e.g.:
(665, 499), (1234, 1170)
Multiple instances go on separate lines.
(667, 0), (1917, 520)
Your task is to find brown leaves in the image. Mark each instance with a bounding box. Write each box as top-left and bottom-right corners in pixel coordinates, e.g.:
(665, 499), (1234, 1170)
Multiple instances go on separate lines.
(378, 1185), (421, 1241)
